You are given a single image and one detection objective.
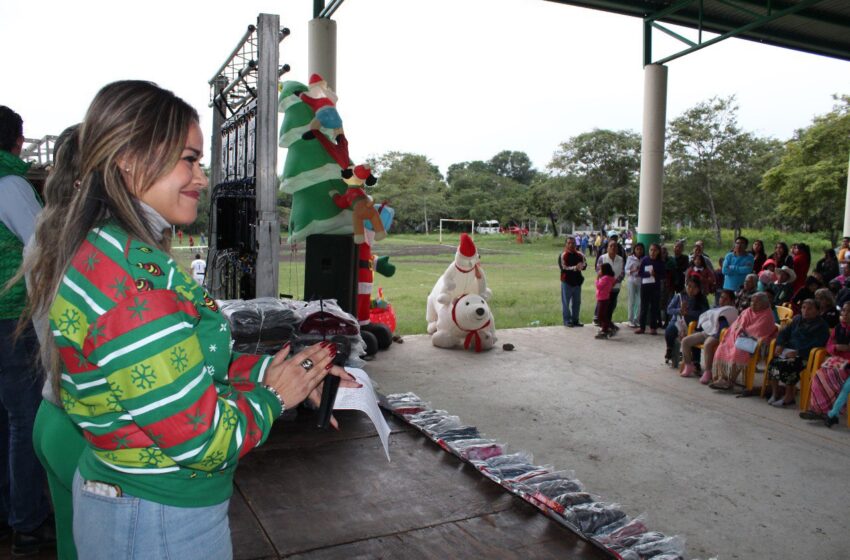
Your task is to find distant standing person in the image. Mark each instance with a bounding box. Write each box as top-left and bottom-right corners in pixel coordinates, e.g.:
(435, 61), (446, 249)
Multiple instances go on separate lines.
(559, 236), (586, 328)
(177, 228), (183, 245)
(200, 232), (207, 246)
(191, 253), (206, 285)
(750, 239), (768, 275)
(624, 242), (644, 327)
(189, 234), (194, 247)
(722, 236), (755, 292)
(635, 243), (666, 335)
(597, 239), (625, 328)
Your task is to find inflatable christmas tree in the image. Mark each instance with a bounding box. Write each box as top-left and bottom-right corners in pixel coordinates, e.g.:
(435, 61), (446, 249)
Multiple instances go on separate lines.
(278, 80), (352, 243)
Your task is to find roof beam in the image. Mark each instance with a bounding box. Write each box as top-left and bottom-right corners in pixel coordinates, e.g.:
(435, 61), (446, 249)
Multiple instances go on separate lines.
(646, 0), (828, 65)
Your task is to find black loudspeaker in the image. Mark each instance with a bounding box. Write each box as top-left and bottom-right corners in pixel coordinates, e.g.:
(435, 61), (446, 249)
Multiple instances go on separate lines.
(304, 234), (358, 316)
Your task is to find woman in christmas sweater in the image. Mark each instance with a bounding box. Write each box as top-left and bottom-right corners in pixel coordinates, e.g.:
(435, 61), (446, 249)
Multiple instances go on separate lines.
(23, 81), (354, 559)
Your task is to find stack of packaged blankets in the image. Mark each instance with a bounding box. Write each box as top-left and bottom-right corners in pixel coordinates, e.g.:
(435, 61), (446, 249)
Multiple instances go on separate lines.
(383, 393), (715, 560)
(219, 298), (366, 362)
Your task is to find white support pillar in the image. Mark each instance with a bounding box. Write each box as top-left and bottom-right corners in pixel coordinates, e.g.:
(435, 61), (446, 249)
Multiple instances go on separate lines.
(308, 18), (337, 90)
(636, 64), (668, 248)
(843, 149), (850, 237)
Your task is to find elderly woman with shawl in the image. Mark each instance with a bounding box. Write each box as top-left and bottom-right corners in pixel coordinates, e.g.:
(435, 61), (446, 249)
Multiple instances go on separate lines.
(709, 292), (778, 391)
(800, 302), (850, 426)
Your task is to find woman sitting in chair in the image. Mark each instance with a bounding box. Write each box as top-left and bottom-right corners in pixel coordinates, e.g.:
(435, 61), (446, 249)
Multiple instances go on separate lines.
(815, 288), (839, 328)
(800, 302), (850, 427)
(664, 277), (710, 366)
(709, 292), (778, 392)
(734, 273), (758, 312)
(766, 299), (830, 407)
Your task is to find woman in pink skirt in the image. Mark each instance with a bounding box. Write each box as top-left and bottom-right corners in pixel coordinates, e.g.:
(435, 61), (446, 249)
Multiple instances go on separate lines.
(709, 292), (778, 391)
(801, 302), (850, 420)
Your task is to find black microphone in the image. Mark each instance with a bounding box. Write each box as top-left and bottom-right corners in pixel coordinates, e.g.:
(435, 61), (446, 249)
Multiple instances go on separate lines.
(316, 335), (349, 429)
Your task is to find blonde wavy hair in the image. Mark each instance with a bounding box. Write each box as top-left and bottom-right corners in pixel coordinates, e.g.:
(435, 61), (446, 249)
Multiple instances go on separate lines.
(19, 80), (198, 400)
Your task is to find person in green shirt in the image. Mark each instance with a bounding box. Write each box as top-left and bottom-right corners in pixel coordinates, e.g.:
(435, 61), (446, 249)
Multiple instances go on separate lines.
(0, 105), (56, 555)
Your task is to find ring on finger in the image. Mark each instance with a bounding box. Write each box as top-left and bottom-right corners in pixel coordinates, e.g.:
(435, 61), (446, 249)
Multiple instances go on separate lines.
(300, 358), (315, 371)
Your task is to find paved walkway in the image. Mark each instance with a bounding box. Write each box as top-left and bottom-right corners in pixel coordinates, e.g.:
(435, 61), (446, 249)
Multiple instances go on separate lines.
(365, 326), (850, 560)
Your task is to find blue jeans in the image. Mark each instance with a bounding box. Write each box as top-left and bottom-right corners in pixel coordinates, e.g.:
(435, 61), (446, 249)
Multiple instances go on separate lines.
(72, 470), (232, 560)
(0, 319), (49, 532)
(561, 283), (582, 325)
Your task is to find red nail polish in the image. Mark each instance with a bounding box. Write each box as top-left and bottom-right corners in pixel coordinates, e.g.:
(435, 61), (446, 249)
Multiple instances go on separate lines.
(325, 364), (333, 370)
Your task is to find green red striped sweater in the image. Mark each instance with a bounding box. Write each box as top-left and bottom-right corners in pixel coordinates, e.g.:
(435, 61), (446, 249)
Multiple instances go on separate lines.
(50, 224), (281, 507)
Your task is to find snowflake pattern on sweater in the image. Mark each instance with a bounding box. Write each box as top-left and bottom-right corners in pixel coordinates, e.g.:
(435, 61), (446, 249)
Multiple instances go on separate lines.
(50, 224), (280, 503)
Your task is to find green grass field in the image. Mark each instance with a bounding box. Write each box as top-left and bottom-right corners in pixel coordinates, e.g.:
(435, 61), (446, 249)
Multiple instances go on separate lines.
(175, 228), (836, 336)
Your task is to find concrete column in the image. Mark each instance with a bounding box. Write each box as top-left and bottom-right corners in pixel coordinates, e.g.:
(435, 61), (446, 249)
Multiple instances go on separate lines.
(844, 149), (850, 237)
(308, 18), (337, 90)
(636, 64), (668, 248)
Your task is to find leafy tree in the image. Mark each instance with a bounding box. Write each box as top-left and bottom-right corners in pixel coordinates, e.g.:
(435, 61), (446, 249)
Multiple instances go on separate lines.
(446, 166), (529, 224)
(446, 160), (491, 186)
(488, 150), (537, 185)
(368, 152), (449, 233)
(525, 176), (585, 237)
(547, 129), (641, 232)
(665, 96), (778, 244)
(761, 95), (850, 246)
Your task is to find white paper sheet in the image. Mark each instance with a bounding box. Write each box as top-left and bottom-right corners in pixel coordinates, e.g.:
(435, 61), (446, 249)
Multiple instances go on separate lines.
(333, 367), (392, 461)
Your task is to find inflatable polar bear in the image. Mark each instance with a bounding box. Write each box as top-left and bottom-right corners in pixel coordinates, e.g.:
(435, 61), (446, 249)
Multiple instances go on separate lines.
(431, 293), (496, 352)
(426, 233), (491, 335)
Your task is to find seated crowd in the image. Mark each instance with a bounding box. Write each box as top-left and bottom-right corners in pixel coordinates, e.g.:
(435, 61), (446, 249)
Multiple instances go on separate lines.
(653, 235), (850, 428)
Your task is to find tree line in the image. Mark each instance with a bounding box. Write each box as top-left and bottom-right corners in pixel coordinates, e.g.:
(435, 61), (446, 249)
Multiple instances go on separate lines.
(281, 94), (848, 244)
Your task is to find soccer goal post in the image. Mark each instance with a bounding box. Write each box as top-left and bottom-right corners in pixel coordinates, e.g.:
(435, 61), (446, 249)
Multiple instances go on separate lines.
(438, 219), (475, 244)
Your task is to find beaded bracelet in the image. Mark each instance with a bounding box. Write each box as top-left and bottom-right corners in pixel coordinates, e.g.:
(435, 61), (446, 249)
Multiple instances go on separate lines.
(262, 384), (286, 416)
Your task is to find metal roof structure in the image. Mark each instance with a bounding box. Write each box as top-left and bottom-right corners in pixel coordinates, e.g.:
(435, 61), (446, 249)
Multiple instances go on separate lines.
(545, 0), (850, 65)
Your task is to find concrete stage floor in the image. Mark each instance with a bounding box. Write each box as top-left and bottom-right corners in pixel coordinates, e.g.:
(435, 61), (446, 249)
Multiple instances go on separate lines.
(365, 326), (850, 560)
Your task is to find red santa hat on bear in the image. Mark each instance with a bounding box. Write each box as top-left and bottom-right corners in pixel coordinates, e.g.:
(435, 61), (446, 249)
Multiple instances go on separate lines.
(459, 233), (477, 258)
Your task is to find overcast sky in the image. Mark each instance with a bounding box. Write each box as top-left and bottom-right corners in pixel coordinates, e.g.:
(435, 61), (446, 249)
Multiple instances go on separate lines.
(2, 0), (848, 176)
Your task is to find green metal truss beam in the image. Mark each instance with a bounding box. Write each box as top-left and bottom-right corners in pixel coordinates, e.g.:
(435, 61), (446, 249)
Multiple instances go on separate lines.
(643, 0), (828, 66)
(314, 0), (345, 19)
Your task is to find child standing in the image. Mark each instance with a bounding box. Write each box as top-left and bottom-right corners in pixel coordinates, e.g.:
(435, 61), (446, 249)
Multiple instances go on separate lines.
(596, 263), (616, 339)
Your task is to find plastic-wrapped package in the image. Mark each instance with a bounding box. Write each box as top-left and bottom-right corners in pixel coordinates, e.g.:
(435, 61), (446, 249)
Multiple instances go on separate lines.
(384, 393), (430, 415)
(490, 464), (552, 483)
(550, 492), (595, 508)
(520, 470), (577, 485)
(407, 410), (450, 427)
(612, 548), (641, 560)
(616, 531), (667, 549)
(595, 515), (649, 546)
(649, 555), (684, 560)
(219, 298), (300, 354)
(528, 478), (584, 498)
(462, 443), (505, 461)
(422, 416), (462, 435)
(591, 515), (631, 537)
(294, 299), (366, 363)
(447, 439), (506, 461)
(481, 452), (533, 469)
(434, 427), (481, 442)
(629, 535), (685, 559)
(562, 502), (627, 535)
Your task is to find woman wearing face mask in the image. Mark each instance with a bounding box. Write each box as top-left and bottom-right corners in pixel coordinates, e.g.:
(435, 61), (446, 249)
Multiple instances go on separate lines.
(21, 81), (358, 559)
